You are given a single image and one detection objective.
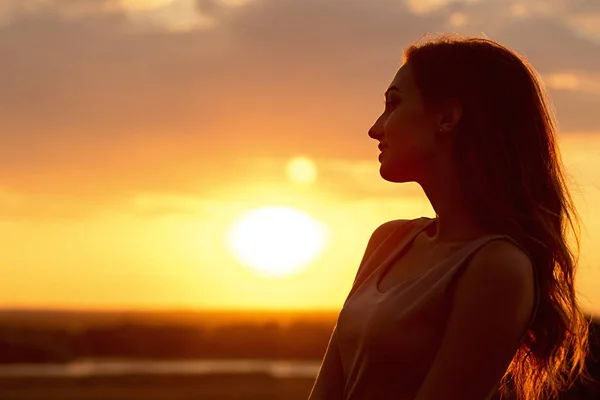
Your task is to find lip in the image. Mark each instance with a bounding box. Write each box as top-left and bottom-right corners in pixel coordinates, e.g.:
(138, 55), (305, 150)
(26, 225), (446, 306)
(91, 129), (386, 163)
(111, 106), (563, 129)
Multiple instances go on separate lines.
(378, 143), (388, 151)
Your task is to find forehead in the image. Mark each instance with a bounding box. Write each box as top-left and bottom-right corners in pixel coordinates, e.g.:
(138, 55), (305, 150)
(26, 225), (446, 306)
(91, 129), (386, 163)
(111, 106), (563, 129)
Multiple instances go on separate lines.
(387, 63), (415, 94)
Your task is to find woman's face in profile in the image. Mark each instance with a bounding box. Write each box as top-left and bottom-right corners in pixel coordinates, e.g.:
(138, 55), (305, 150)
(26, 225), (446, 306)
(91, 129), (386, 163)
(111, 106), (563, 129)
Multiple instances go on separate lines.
(368, 63), (439, 183)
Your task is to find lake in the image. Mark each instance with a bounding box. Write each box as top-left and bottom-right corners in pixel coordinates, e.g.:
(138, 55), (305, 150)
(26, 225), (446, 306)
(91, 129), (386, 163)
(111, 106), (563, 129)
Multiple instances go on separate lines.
(0, 359), (321, 379)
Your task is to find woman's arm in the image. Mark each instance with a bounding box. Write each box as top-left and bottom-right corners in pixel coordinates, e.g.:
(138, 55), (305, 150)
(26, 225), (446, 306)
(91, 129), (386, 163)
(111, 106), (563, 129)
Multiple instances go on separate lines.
(309, 219), (409, 399)
(415, 240), (535, 400)
(308, 324), (345, 400)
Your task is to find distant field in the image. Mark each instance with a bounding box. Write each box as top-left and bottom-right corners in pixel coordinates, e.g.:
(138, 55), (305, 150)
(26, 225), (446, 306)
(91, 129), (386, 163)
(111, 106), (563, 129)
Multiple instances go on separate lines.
(0, 373), (315, 400)
(0, 309), (339, 329)
(0, 309), (338, 363)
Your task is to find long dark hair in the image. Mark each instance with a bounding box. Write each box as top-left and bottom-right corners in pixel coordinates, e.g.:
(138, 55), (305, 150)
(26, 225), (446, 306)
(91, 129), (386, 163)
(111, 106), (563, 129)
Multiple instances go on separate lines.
(404, 34), (594, 400)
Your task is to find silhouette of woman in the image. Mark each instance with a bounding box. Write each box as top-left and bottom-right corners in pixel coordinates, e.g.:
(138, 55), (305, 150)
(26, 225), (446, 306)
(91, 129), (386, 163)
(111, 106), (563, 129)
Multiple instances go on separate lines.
(308, 34), (593, 400)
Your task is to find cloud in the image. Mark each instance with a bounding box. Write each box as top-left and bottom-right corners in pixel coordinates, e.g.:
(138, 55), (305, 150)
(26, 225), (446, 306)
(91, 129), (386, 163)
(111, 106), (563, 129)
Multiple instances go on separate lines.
(405, 0), (481, 15)
(544, 72), (600, 95)
(488, 17), (600, 72)
(566, 12), (600, 44)
(0, 0), (598, 217)
(0, 0), (219, 30)
(0, 0), (122, 25)
(121, 0), (212, 32)
(505, 0), (569, 19)
(448, 12), (468, 27)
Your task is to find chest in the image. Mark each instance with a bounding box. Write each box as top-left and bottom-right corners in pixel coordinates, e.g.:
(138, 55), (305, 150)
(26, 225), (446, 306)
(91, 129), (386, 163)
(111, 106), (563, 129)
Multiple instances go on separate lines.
(377, 235), (464, 292)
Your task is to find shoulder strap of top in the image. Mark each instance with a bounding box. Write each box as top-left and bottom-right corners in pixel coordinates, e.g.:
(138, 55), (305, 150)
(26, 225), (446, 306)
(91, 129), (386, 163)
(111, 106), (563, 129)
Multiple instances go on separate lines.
(345, 217), (430, 303)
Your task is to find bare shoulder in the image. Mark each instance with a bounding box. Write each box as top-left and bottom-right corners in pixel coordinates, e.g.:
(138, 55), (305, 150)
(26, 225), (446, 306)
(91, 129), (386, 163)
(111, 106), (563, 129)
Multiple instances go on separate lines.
(468, 238), (534, 289)
(456, 238), (536, 331)
(412, 238), (536, 399)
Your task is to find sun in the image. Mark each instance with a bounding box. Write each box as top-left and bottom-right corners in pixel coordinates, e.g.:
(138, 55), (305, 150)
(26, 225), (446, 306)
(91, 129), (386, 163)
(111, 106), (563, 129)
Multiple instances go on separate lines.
(225, 206), (329, 277)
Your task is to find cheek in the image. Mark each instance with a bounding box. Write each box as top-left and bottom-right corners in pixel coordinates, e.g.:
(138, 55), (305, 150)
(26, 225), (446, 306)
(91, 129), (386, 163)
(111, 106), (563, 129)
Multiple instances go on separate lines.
(384, 111), (434, 159)
(380, 113), (437, 182)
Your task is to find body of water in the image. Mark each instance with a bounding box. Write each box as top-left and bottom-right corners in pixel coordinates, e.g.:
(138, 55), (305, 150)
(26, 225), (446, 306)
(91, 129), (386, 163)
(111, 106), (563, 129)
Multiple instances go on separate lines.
(0, 359), (321, 379)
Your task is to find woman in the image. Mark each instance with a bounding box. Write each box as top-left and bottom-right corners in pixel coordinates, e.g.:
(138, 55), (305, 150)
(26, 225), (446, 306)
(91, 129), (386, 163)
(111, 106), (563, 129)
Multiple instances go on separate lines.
(308, 35), (593, 400)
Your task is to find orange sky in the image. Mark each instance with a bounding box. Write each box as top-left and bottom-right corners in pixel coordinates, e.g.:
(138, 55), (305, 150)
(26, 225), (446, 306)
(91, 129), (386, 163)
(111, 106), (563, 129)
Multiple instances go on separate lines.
(1, 0), (600, 314)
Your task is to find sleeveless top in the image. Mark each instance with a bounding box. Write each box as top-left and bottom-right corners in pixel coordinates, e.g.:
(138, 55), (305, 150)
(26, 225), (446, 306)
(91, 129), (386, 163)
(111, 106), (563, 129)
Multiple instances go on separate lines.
(308, 217), (540, 400)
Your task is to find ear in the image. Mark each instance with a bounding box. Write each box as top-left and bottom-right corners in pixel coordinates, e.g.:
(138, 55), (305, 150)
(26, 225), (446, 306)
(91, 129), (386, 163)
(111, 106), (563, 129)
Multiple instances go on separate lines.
(437, 98), (463, 133)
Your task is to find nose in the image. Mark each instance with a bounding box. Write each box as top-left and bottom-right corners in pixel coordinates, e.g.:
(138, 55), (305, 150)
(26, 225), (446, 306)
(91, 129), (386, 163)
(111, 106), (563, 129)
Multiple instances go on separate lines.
(368, 121), (383, 141)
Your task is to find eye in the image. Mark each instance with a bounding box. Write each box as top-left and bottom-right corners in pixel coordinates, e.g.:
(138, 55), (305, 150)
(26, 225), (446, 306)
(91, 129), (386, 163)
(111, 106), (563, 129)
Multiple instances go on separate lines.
(385, 99), (397, 110)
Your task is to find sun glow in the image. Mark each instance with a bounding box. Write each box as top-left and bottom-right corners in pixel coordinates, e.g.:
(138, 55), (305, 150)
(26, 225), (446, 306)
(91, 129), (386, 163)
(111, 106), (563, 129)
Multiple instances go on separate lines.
(225, 206), (329, 277)
(286, 156), (318, 186)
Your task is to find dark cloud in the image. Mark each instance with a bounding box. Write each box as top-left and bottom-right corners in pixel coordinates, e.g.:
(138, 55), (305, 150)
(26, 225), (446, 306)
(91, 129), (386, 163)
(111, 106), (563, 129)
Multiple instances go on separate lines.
(569, 0), (600, 13)
(196, 0), (226, 17)
(0, 0), (598, 206)
(488, 17), (600, 72)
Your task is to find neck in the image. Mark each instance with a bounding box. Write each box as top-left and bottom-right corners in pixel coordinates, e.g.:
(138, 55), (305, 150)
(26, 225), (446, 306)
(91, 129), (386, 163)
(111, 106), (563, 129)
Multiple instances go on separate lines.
(419, 155), (489, 245)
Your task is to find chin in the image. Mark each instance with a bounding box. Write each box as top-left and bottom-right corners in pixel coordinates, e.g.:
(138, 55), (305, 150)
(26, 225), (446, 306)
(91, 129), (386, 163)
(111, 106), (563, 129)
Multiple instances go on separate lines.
(379, 165), (413, 183)
(379, 163), (413, 183)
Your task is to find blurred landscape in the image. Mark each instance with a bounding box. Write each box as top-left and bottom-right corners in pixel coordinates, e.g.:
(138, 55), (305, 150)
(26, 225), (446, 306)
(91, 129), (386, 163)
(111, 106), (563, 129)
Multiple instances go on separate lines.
(0, 309), (598, 399)
(0, 309), (334, 400)
(0, 309), (338, 362)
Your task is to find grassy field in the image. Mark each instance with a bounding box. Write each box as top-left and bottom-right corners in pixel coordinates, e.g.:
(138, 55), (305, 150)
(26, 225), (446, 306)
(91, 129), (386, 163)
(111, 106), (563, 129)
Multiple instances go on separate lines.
(0, 373), (315, 400)
(2, 371), (600, 399)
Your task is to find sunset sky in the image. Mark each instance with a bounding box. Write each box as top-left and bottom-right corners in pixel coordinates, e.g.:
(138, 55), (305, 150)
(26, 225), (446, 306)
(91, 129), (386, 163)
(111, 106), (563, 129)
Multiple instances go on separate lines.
(1, 0), (600, 314)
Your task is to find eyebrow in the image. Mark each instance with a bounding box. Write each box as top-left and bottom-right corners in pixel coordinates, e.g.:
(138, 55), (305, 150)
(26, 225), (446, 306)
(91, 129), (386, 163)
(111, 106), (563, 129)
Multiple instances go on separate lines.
(385, 86), (401, 97)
